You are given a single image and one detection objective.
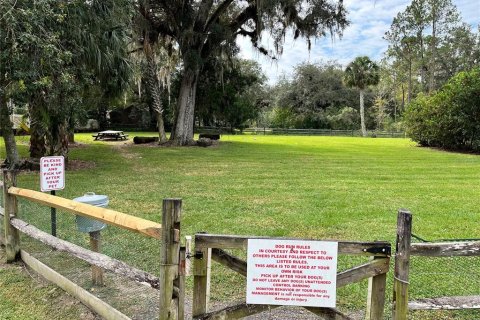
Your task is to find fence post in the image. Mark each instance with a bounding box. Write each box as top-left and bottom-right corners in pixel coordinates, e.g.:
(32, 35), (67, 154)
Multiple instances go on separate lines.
(89, 230), (104, 286)
(3, 170), (20, 262)
(392, 209), (412, 320)
(366, 253), (388, 319)
(192, 234), (212, 318)
(159, 198), (182, 320)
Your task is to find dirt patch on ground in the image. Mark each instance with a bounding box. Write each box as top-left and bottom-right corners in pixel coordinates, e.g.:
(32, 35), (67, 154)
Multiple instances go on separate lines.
(67, 160), (96, 171)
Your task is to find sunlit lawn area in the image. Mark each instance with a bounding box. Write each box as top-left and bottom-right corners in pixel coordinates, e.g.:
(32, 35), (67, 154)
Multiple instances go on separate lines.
(2, 133), (480, 318)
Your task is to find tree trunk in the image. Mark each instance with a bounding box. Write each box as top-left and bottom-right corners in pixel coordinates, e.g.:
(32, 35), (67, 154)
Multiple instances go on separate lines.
(408, 61), (412, 104)
(29, 105), (47, 160)
(46, 121), (69, 163)
(429, 16), (437, 93)
(157, 112), (167, 143)
(170, 65), (199, 146)
(0, 94), (20, 168)
(144, 41), (167, 143)
(359, 90), (367, 137)
(68, 117), (75, 144)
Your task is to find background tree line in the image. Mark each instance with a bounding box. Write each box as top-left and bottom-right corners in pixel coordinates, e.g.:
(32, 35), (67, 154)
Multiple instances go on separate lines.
(2, 0), (480, 169)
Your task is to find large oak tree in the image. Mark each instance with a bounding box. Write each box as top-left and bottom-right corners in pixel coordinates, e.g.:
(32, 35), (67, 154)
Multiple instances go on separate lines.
(141, 0), (348, 145)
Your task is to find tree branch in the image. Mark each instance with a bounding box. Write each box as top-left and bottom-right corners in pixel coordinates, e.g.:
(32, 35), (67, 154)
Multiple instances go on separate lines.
(205, 0), (235, 32)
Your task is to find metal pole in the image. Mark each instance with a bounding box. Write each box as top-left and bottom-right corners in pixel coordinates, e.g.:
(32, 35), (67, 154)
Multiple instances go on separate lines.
(51, 190), (57, 236)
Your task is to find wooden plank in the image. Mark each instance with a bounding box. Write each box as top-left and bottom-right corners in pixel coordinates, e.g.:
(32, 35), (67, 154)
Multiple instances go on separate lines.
(409, 296), (480, 310)
(211, 248), (247, 277)
(337, 258), (389, 288)
(411, 241), (480, 257)
(211, 248), (388, 288)
(159, 199), (182, 320)
(0, 206), (4, 245)
(193, 246), (212, 317)
(8, 186), (179, 241)
(3, 170), (20, 262)
(365, 256), (388, 320)
(20, 250), (131, 320)
(185, 236), (192, 276)
(10, 217), (164, 290)
(194, 234), (390, 256)
(392, 209), (412, 320)
(177, 246), (186, 320)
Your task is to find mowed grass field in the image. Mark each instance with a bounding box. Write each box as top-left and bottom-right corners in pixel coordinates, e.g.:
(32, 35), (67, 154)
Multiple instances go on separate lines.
(2, 134), (480, 318)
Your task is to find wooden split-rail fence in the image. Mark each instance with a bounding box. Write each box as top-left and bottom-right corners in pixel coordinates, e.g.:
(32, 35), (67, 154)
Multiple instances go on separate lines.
(1, 168), (479, 319)
(0, 170), (185, 320)
(392, 210), (480, 318)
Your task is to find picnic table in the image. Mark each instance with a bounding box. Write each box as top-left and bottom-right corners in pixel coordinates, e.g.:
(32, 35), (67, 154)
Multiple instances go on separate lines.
(92, 130), (129, 141)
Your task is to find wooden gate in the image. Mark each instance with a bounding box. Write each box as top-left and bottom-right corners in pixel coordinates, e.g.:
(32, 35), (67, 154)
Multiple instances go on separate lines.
(191, 233), (391, 319)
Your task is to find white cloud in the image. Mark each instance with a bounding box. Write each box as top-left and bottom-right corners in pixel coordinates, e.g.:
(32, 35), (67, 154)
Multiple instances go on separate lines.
(237, 0), (480, 85)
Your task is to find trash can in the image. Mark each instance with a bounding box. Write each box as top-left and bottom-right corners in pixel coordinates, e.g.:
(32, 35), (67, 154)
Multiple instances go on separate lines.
(73, 192), (108, 233)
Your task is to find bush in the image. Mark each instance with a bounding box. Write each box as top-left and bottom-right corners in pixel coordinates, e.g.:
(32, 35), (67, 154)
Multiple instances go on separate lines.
(405, 68), (480, 151)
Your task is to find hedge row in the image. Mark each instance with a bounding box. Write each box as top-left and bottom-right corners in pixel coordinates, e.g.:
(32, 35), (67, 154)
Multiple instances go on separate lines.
(405, 68), (480, 151)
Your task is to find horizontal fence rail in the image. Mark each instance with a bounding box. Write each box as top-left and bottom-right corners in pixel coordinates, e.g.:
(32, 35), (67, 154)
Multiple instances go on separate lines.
(195, 126), (406, 137)
(20, 250), (131, 320)
(2, 214), (167, 291)
(245, 128), (405, 137)
(410, 241), (480, 257)
(195, 234), (391, 257)
(8, 187), (179, 240)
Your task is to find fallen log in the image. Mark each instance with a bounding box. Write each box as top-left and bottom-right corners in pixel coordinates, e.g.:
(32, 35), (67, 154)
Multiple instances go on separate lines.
(199, 133), (220, 140)
(133, 136), (159, 144)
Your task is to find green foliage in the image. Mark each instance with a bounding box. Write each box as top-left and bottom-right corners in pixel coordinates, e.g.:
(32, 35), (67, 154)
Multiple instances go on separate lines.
(269, 107), (296, 128)
(405, 68), (480, 150)
(327, 107), (359, 130)
(1, 0), (133, 157)
(344, 56), (380, 90)
(268, 62), (369, 129)
(194, 59), (267, 130)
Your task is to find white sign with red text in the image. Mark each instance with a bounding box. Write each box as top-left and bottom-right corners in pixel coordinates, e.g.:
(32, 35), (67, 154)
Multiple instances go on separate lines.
(40, 156), (65, 192)
(246, 239), (338, 308)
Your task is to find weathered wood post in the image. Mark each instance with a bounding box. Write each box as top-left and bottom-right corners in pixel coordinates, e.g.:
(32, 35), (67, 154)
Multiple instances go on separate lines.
(159, 198), (182, 320)
(0, 179), (4, 245)
(392, 209), (412, 320)
(192, 234), (212, 318)
(366, 245), (389, 320)
(89, 230), (104, 286)
(3, 169), (20, 262)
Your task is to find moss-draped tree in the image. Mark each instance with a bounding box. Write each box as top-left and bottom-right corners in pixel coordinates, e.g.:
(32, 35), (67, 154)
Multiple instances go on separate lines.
(141, 0), (348, 145)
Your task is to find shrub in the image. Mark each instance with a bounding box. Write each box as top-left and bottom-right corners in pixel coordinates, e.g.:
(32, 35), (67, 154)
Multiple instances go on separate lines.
(405, 68), (480, 151)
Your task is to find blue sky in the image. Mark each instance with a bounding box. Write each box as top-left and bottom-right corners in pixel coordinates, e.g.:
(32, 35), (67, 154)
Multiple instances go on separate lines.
(238, 0), (480, 84)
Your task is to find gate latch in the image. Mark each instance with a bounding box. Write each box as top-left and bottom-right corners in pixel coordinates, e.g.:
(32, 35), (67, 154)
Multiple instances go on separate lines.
(187, 251), (204, 260)
(363, 245), (391, 256)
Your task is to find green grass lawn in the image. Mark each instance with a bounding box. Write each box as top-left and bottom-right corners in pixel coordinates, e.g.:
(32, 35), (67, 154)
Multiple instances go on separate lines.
(1, 133), (480, 319)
